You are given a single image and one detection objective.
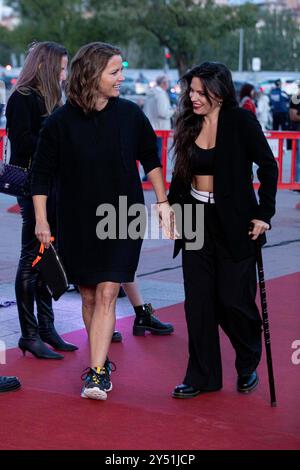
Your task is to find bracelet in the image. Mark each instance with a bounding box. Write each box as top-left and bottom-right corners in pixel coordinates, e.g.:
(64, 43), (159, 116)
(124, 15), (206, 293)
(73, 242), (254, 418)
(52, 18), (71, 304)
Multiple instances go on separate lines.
(156, 199), (169, 205)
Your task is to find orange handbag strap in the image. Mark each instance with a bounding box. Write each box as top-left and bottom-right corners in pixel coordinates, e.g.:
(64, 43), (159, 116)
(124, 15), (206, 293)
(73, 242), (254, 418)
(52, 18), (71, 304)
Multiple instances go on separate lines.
(32, 236), (55, 267)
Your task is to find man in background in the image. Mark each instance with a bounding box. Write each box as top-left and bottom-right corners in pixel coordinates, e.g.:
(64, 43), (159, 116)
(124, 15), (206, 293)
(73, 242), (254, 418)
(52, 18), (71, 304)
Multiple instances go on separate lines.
(270, 79), (289, 130)
(143, 75), (174, 180)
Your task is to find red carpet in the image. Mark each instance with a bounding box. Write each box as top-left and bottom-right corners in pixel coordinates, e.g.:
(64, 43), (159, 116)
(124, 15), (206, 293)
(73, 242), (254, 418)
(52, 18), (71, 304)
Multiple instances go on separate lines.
(0, 273), (300, 450)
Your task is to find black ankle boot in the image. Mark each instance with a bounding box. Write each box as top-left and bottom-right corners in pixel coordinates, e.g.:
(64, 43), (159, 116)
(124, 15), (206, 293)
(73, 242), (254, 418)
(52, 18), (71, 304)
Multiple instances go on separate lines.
(39, 326), (78, 352)
(18, 337), (64, 359)
(133, 304), (174, 336)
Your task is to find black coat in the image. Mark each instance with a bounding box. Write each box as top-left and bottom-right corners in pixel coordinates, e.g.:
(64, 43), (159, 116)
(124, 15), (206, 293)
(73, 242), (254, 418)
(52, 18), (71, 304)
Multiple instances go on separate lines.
(168, 106), (278, 261)
(6, 90), (47, 168)
(31, 98), (161, 284)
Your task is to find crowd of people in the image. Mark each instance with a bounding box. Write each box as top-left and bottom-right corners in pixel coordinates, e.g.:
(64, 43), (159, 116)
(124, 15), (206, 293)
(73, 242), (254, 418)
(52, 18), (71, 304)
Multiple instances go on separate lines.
(1, 42), (278, 401)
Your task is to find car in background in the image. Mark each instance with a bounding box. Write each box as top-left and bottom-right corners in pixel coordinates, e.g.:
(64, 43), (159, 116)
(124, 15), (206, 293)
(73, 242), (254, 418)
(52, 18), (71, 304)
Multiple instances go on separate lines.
(0, 66), (21, 90)
(120, 77), (136, 95)
(134, 75), (149, 95)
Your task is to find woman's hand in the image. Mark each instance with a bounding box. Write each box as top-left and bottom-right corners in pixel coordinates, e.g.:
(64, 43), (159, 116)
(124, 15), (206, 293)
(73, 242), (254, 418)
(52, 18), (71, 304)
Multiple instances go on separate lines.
(249, 219), (270, 240)
(35, 220), (51, 248)
(157, 202), (180, 240)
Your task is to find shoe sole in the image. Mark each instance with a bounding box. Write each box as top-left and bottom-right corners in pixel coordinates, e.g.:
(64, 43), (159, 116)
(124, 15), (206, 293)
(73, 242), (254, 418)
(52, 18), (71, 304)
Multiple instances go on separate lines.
(172, 386), (222, 399)
(81, 388), (107, 400)
(0, 384), (21, 393)
(172, 391), (201, 399)
(105, 382), (113, 392)
(237, 376), (259, 394)
(133, 326), (174, 336)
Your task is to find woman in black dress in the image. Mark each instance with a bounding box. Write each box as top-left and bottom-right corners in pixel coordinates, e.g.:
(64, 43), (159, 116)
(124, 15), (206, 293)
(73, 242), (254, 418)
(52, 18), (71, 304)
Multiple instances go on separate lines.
(31, 42), (175, 401)
(168, 62), (278, 399)
(6, 41), (77, 360)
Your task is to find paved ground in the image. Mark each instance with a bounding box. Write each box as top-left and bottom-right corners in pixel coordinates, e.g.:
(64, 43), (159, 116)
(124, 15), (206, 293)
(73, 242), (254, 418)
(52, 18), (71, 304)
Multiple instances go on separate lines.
(0, 189), (299, 349)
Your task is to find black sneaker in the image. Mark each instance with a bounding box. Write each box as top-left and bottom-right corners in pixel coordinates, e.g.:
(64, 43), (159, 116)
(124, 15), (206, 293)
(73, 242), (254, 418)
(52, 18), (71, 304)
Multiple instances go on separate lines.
(81, 367), (107, 400)
(102, 358), (116, 392)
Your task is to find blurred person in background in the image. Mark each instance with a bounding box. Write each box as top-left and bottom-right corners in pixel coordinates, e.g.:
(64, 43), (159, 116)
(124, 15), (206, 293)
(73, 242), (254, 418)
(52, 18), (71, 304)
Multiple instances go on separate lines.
(143, 75), (174, 180)
(239, 83), (256, 115)
(256, 88), (271, 130)
(270, 79), (289, 130)
(143, 75), (174, 131)
(5, 42), (78, 360)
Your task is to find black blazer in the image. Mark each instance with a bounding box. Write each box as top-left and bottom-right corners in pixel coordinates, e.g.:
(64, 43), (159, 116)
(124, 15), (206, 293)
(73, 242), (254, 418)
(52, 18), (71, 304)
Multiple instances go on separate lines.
(168, 106), (278, 261)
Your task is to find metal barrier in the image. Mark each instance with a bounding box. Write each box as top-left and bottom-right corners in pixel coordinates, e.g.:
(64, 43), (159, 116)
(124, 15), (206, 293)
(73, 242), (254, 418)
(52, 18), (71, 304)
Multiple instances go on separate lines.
(262, 130), (300, 190)
(142, 129), (300, 191)
(1, 128), (300, 190)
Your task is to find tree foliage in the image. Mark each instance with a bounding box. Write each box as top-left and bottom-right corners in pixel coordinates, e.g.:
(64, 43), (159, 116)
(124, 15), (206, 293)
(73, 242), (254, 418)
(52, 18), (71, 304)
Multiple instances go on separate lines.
(87, 0), (257, 74)
(2, 1), (300, 73)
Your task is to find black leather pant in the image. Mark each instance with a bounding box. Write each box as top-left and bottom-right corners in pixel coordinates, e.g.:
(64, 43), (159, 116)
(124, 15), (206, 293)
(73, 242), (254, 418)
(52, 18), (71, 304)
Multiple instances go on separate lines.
(16, 195), (56, 338)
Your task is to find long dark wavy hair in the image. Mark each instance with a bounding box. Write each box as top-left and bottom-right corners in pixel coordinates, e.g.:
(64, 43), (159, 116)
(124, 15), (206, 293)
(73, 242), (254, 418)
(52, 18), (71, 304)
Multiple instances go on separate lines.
(66, 42), (121, 113)
(173, 62), (238, 184)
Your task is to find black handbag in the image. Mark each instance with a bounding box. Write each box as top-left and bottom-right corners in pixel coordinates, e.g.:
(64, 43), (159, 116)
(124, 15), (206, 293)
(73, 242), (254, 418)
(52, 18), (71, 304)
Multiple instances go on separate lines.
(32, 239), (69, 301)
(0, 131), (31, 197)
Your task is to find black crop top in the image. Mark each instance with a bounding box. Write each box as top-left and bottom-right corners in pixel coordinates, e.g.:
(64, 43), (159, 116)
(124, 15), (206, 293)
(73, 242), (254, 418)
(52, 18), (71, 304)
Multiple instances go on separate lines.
(190, 143), (216, 176)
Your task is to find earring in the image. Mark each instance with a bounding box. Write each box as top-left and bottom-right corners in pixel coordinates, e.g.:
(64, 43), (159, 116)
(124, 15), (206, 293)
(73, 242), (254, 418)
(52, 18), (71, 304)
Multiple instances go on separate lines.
(218, 101), (222, 106)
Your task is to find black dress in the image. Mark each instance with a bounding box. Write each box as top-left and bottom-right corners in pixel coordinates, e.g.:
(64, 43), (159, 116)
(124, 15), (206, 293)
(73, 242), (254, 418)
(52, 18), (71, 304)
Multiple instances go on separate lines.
(31, 97), (161, 285)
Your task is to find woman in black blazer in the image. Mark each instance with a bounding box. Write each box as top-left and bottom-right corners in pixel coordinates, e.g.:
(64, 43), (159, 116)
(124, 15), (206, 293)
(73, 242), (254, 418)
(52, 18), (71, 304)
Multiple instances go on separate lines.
(168, 62), (278, 399)
(6, 42), (77, 359)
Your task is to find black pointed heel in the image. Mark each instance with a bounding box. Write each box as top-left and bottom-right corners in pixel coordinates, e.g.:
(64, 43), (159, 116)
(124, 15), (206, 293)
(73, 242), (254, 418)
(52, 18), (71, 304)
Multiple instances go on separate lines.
(18, 337), (64, 359)
(39, 327), (78, 352)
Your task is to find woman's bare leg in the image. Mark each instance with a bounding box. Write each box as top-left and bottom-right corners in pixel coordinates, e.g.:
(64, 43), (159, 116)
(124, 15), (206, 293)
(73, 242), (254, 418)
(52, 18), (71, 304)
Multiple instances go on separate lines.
(79, 282), (119, 367)
(122, 277), (144, 307)
(79, 285), (96, 335)
(89, 282), (119, 368)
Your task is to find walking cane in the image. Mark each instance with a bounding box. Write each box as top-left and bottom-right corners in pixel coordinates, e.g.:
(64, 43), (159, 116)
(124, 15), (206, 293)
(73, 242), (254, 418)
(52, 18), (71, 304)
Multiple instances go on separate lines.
(256, 239), (277, 407)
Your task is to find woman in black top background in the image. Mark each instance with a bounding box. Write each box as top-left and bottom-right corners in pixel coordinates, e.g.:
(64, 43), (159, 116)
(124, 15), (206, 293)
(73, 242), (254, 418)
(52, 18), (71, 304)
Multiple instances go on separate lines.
(6, 41), (77, 359)
(31, 42), (175, 400)
(168, 62), (278, 399)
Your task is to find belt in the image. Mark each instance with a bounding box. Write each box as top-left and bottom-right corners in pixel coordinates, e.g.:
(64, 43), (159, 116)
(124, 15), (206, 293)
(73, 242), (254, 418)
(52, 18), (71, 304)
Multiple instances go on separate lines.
(190, 186), (215, 204)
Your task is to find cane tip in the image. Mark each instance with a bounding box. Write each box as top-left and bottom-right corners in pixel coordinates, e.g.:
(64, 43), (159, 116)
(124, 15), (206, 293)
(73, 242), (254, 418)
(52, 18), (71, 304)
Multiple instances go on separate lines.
(271, 401), (277, 407)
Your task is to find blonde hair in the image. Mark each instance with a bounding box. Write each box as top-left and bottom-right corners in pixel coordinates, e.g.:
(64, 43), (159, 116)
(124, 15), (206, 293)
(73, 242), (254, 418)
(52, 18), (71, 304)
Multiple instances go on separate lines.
(66, 42), (121, 113)
(15, 41), (68, 115)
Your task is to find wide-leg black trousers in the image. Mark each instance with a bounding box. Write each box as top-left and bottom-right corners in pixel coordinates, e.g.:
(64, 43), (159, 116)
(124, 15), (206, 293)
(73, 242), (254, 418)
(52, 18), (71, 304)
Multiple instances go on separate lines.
(181, 195), (262, 390)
